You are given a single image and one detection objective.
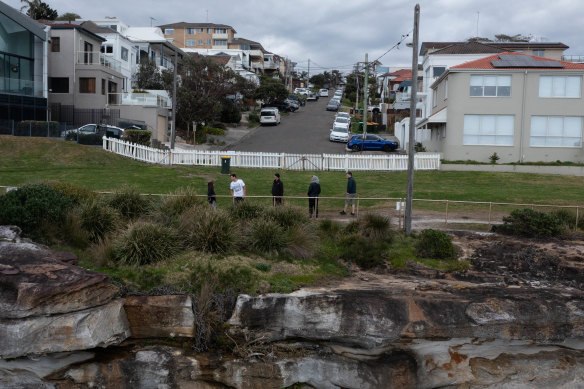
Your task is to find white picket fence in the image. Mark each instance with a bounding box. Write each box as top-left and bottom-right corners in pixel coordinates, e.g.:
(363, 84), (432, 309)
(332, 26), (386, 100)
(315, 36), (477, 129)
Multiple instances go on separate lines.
(102, 137), (441, 171)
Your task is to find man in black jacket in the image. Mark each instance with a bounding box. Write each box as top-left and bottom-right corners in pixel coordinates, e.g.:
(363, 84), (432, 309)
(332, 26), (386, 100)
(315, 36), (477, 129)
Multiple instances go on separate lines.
(340, 171), (356, 216)
(307, 175), (321, 218)
(272, 173), (284, 206)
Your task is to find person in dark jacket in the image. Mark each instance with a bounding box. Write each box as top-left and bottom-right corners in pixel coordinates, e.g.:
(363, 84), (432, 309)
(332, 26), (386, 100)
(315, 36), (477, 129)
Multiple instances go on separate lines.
(207, 181), (216, 211)
(272, 173), (284, 206)
(307, 175), (321, 218)
(340, 171), (356, 216)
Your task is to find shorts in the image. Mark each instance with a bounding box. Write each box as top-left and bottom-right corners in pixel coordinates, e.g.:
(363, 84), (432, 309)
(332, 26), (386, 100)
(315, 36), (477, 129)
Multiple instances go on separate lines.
(345, 193), (356, 205)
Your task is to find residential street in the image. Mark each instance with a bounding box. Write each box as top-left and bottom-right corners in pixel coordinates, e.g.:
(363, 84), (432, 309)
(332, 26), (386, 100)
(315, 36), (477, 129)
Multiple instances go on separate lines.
(232, 98), (350, 154)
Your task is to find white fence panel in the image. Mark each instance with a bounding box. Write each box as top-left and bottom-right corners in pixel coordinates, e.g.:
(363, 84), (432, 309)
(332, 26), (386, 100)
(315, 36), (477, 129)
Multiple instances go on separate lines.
(102, 138), (441, 172)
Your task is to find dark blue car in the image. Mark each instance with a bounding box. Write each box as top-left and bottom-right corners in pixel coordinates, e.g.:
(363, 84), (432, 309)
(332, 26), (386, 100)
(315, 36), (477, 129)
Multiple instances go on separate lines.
(347, 134), (398, 152)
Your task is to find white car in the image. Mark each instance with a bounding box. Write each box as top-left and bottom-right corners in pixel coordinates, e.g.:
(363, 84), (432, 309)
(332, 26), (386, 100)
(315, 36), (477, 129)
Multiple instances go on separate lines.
(333, 116), (351, 131)
(319, 89), (329, 97)
(330, 123), (350, 142)
(333, 91), (343, 99)
(259, 108), (281, 125)
(307, 92), (317, 101)
(335, 112), (351, 121)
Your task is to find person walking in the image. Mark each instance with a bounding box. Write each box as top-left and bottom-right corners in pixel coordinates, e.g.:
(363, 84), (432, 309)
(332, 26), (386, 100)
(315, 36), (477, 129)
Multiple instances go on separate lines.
(272, 173), (284, 206)
(230, 173), (246, 203)
(340, 171), (356, 216)
(308, 175), (321, 218)
(207, 181), (216, 211)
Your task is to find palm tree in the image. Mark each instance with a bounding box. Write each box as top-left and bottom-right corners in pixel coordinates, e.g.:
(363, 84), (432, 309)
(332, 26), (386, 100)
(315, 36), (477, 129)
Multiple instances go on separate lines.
(20, 0), (58, 20)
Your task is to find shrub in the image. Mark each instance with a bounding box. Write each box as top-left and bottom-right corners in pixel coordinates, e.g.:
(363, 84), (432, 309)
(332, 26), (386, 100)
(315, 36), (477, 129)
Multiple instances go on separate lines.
(338, 234), (387, 269)
(362, 213), (393, 242)
(248, 111), (260, 122)
(494, 208), (563, 238)
(204, 126), (225, 136)
(179, 207), (235, 253)
(228, 202), (264, 220)
(112, 221), (180, 265)
(158, 187), (205, 221)
(190, 261), (259, 293)
(318, 219), (342, 238)
(549, 209), (578, 230)
(220, 99), (242, 123)
(107, 186), (151, 220)
(0, 183), (73, 238)
(344, 220), (361, 234)
(265, 205), (308, 229)
(60, 209), (90, 248)
(46, 181), (96, 205)
(414, 142), (426, 152)
(247, 219), (287, 253)
(489, 152), (500, 164)
(80, 199), (121, 242)
(254, 263), (271, 272)
(415, 229), (457, 260)
(285, 224), (315, 259)
(122, 130), (151, 146)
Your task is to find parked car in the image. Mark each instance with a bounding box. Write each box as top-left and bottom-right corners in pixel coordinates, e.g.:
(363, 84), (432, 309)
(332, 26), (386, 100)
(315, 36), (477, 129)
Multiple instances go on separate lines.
(259, 108), (281, 125)
(333, 116), (351, 131)
(284, 98), (300, 110)
(61, 124), (124, 138)
(326, 100), (340, 111)
(288, 94), (305, 106)
(294, 88), (309, 96)
(335, 112), (351, 121)
(333, 90), (343, 99)
(265, 101), (295, 112)
(347, 134), (398, 152)
(307, 92), (318, 101)
(329, 123), (350, 142)
(319, 88), (329, 97)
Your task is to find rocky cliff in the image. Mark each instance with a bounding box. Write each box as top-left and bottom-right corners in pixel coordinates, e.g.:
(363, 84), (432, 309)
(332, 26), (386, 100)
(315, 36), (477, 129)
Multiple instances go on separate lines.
(2, 226), (584, 388)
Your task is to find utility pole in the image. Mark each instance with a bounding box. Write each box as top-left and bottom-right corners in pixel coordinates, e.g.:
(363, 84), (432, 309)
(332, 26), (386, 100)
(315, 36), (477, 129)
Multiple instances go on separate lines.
(170, 49), (178, 149)
(355, 64), (359, 118)
(362, 54), (369, 141)
(307, 58), (310, 88)
(405, 4), (420, 235)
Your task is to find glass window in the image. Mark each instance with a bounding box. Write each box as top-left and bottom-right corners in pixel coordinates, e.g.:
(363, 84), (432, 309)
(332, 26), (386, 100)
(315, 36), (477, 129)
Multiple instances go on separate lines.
(215, 28), (226, 34)
(101, 79), (106, 95)
(121, 47), (128, 61)
(214, 40), (227, 46)
(186, 39), (196, 47)
(198, 28), (204, 33)
(186, 28), (196, 34)
(433, 66), (445, 77)
(206, 38), (211, 45)
(530, 116), (582, 147)
(49, 77), (68, 93)
(79, 77), (96, 93)
(539, 76), (581, 98)
(100, 45), (113, 54)
(198, 40), (203, 45)
(207, 28), (212, 34)
(164, 29), (174, 35)
(51, 37), (60, 52)
(533, 49), (545, 57)
(470, 75), (511, 97)
(463, 115), (514, 145)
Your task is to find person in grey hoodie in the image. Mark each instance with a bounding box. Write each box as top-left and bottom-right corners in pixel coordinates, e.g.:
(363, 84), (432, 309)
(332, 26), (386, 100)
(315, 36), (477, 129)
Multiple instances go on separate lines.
(307, 175), (321, 218)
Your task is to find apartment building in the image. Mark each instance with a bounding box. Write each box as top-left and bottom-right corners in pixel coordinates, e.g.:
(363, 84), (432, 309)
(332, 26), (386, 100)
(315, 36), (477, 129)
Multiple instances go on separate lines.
(159, 22), (235, 50)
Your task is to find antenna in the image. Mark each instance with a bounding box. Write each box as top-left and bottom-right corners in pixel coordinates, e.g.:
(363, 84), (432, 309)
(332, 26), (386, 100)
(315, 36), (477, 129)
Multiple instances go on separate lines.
(476, 11), (479, 38)
(206, 10), (209, 22)
(150, 17), (156, 27)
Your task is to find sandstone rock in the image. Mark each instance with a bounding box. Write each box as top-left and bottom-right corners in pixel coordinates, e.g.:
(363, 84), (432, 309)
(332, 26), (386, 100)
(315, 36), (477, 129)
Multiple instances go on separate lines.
(124, 295), (195, 338)
(0, 351), (94, 380)
(0, 300), (130, 358)
(0, 368), (55, 389)
(0, 242), (118, 319)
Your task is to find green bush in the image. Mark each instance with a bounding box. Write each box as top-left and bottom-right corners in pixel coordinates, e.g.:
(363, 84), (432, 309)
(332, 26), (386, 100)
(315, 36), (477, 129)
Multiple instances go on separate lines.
(344, 220), (361, 234)
(0, 184), (73, 238)
(338, 234), (387, 269)
(46, 182), (96, 205)
(248, 111), (260, 122)
(204, 126), (225, 136)
(179, 207), (235, 253)
(415, 229), (457, 260)
(220, 99), (242, 123)
(190, 261), (258, 293)
(80, 199), (121, 242)
(265, 205), (309, 229)
(362, 213), (393, 242)
(494, 208), (563, 238)
(549, 209), (578, 230)
(112, 221), (180, 266)
(254, 263), (271, 272)
(285, 224), (315, 259)
(247, 219), (287, 253)
(318, 219), (342, 237)
(107, 186), (151, 220)
(122, 130), (151, 146)
(228, 202), (264, 220)
(157, 187), (205, 221)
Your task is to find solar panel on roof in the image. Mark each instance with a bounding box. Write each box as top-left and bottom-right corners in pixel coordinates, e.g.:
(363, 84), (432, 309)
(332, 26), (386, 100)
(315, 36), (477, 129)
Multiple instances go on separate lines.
(491, 55), (564, 68)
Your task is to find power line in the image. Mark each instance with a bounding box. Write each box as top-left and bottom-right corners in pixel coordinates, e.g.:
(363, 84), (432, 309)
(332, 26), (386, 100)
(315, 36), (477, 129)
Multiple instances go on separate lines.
(373, 30), (413, 63)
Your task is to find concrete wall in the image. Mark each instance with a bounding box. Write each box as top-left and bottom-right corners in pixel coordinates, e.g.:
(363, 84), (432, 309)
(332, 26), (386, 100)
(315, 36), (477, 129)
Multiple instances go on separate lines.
(442, 163), (584, 176)
(118, 105), (169, 142)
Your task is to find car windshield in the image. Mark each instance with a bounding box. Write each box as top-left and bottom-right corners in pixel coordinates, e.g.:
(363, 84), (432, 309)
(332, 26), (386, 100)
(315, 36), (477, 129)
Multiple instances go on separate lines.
(335, 118), (349, 124)
(332, 125), (347, 133)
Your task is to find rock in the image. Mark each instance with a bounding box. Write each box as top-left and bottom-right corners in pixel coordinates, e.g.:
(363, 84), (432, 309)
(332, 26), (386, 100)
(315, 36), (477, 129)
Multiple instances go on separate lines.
(0, 368), (55, 389)
(0, 300), (130, 358)
(124, 295), (195, 338)
(0, 351), (94, 380)
(0, 242), (118, 319)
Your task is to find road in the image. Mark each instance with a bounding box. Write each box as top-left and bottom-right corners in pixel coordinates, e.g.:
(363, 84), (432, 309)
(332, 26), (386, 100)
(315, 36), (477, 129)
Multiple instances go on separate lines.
(232, 97), (350, 154)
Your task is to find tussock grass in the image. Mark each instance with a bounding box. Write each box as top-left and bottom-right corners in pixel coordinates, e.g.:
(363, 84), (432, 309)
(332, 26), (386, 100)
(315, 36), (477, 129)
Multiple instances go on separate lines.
(112, 221), (180, 266)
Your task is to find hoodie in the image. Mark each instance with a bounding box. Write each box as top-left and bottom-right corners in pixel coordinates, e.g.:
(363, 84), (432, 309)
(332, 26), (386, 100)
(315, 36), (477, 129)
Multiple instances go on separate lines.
(307, 176), (321, 197)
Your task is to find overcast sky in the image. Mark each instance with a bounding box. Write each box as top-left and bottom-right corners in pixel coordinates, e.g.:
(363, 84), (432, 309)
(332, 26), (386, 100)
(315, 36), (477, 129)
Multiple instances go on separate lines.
(6, 0), (584, 73)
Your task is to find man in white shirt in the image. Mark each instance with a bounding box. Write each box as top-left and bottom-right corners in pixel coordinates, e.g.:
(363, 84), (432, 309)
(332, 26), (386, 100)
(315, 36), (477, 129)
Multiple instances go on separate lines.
(230, 173), (246, 203)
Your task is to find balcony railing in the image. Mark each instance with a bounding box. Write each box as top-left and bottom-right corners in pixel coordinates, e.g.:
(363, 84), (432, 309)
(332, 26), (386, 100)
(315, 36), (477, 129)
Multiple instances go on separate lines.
(0, 77), (42, 97)
(108, 92), (171, 108)
(212, 33), (228, 39)
(77, 52), (122, 73)
(562, 55), (584, 63)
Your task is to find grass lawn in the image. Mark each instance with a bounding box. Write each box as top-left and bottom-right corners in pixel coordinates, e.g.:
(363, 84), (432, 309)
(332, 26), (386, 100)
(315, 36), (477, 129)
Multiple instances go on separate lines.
(1, 136), (583, 210)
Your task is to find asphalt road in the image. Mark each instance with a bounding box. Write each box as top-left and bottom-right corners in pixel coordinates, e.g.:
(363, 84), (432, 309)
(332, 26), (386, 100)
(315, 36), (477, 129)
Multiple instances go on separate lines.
(232, 97), (350, 154)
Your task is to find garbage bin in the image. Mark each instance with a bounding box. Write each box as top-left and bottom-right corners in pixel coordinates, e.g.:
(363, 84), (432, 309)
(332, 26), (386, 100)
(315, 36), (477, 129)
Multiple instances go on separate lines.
(221, 156), (231, 174)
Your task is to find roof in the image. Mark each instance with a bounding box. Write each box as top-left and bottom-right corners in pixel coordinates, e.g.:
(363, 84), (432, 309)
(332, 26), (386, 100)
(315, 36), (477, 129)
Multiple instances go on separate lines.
(417, 107), (447, 128)
(451, 52), (584, 70)
(80, 21), (117, 35)
(231, 37), (264, 49)
(387, 69), (412, 82)
(158, 22), (235, 33)
(126, 27), (166, 42)
(44, 21), (106, 42)
(430, 42), (506, 55)
(0, 2), (47, 41)
(421, 41), (569, 56)
(187, 52), (232, 65)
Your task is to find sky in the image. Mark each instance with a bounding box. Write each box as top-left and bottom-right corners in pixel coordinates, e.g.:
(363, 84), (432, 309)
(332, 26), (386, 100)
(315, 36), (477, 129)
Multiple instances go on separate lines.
(6, 0), (584, 74)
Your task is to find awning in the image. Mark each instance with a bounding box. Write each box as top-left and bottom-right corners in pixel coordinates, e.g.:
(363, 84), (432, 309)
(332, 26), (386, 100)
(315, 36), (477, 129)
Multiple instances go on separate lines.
(417, 107), (447, 128)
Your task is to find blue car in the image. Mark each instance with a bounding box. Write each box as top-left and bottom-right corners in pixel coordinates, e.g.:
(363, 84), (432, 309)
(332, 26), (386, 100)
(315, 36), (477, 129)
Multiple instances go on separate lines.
(347, 134), (398, 152)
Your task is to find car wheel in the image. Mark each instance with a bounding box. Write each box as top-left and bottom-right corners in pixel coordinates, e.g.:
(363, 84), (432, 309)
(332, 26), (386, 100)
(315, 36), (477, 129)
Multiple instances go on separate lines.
(383, 145), (392, 152)
(351, 144), (361, 151)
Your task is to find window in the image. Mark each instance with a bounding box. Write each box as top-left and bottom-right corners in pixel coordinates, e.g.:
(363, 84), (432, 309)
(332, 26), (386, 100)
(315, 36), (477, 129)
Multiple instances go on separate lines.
(215, 28), (226, 34)
(101, 45), (113, 54)
(121, 47), (128, 61)
(186, 28), (196, 34)
(198, 40), (203, 45)
(207, 28), (212, 33)
(445, 78), (448, 99)
(539, 76), (581, 98)
(432, 89), (437, 107)
(49, 77), (68, 93)
(51, 37), (60, 52)
(164, 29), (174, 35)
(206, 38), (211, 45)
(198, 28), (204, 33)
(470, 75), (511, 97)
(463, 115), (514, 146)
(214, 39), (227, 46)
(186, 39), (196, 47)
(101, 79), (106, 95)
(432, 66), (445, 78)
(530, 116), (582, 147)
(79, 77), (96, 93)
(533, 49), (545, 57)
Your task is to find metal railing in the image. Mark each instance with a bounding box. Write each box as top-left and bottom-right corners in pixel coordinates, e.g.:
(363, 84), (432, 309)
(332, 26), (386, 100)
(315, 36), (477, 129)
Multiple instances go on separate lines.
(107, 92), (171, 108)
(77, 52), (122, 73)
(102, 137), (441, 171)
(562, 55), (584, 63)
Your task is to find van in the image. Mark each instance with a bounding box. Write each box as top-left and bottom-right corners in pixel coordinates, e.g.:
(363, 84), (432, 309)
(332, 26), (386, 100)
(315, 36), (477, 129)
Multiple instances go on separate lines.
(259, 108), (281, 125)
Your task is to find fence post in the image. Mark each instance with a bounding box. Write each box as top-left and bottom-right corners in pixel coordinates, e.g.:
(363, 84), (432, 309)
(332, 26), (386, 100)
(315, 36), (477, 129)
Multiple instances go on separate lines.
(356, 197), (360, 219)
(11, 120), (14, 136)
(488, 202), (493, 227)
(29, 122), (32, 137)
(445, 200), (449, 225)
(576, 206), (580, 230)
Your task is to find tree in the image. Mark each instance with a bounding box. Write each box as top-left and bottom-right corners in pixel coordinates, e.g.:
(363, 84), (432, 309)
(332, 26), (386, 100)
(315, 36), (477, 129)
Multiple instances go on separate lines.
(56, 12), (81, 21)
(254, 76), (288, 105)
(132, 59), (164, 90)
(494, 34), (532, 42)
(20, 0), (57, 20)
(309, 73), (326, 88)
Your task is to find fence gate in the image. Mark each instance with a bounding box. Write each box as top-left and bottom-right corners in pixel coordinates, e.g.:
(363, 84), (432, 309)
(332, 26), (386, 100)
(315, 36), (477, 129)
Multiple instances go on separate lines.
(284, 154), (322, 171)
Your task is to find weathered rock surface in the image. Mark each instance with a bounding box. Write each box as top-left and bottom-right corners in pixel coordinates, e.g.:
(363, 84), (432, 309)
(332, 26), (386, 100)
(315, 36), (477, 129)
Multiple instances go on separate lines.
(0, 368), (56, 389)
(124, 295), (195, 338)
(0, 299), (130, 358)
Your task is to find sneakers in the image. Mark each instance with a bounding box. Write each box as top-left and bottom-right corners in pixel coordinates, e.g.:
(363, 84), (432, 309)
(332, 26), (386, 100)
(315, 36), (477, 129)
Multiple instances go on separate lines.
(339, 211), (347, 215)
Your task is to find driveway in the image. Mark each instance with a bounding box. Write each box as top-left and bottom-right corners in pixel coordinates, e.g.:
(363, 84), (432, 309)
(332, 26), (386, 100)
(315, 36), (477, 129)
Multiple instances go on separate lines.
(232, 98), (349, 154)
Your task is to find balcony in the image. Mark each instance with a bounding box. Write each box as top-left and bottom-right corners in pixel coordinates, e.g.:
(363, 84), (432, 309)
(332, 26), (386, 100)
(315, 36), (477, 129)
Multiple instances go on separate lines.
(108, 92), (171, 108)
(562, 55), (584, 63)
(212, 33), (228, 39)
(250, 49), (263, 58)
(263, 60), (279, 70)
(0, 77), (42, 97)
(77, 52), (121, 73)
